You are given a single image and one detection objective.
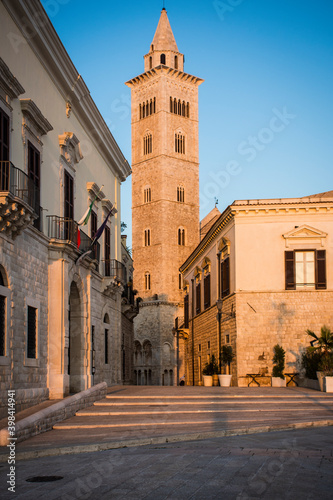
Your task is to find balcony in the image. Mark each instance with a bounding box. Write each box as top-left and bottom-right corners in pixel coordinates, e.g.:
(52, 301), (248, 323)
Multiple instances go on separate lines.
(0, 161), (40, 238)
(47, 215), (100, 265)
(173, 316), (189, 339)
(102, 259), (126, 296)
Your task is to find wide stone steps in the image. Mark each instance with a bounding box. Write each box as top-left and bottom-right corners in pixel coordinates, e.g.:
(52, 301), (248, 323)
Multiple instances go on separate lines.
(15, 386), (333, 455)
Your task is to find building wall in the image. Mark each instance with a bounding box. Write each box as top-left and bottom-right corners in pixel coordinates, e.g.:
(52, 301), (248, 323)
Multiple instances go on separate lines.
(0, 0), (130, 411)
(181, 197), (333, 386)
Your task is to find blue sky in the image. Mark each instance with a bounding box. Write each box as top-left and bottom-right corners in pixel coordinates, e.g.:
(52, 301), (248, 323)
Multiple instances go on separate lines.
(41, 0), (333, 247)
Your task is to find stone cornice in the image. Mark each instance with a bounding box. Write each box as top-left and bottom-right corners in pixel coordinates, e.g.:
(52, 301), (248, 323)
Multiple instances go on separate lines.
(180, 195), (333, 273)
(101, 199), (114, 213)
(20, 99), (53, 136)
(125, 65), (204, 87)
(0, 57), (25, 98)
(86, 182), (105, 201)
(180, 206), (234, 273)
(2, 0), (130, 182)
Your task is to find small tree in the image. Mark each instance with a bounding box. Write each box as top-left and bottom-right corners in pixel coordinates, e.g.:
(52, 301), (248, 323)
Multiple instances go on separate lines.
(203, 354), (219, 376)
(307, 326), (333, 376)
(220, 345), (235, 375)
(272, 344), (285, 379)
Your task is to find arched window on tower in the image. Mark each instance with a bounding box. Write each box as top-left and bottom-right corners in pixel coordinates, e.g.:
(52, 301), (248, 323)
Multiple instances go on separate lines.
(143, 133), (152, 155)
(145, 272), (151, 291)
(142, 103), (145, 119)
(178, 228), (185, 246)
(173, 98), (177, 114)
(175, 133), (185, 154)
(186, 102), (190, 118)
(170, 97), (173, 113)
(160, 53), (166, 65)
(149, 56), (152, 69)
(144, 229), (151, 247)
(182, 101), (186, 117)
(139, 103), (142, 120)
(150, 99), (153, 115)
(175, 55), (178, 69)
(153, 97), (156, 113)
(177, 186), (185, 203)
(178, 100), (181, 115)
(144, 187), (151, 203)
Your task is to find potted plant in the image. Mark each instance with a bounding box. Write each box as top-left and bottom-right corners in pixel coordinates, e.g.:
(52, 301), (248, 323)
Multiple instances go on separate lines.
(202, 355), (218, 387)
(271, 344), (286, 387)
(306, 326), (333, 391)
(218, 345), (235, 387)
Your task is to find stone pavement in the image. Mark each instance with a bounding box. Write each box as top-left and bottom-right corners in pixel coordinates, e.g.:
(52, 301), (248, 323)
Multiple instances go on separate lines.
(0, 426), (333, 499)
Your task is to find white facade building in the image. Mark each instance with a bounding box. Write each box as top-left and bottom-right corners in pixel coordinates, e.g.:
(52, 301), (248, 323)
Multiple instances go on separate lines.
(0, 0), (131, 414)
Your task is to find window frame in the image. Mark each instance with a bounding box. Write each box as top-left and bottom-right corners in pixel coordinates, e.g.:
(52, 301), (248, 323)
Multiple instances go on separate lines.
(285, 249), (327, 290)
(0, 284), (10, 364)
(25, 297), (40, 367)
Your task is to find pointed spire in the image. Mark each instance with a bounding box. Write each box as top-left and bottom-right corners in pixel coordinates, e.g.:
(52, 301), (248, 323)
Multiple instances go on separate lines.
(151, 9), (178, 53)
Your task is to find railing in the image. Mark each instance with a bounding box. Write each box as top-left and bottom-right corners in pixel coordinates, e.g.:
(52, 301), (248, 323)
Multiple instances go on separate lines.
(0, 161), (40, 216)
(122, 283), (135, 305)
(102, 259), (125, 282)
(47, 216), (100, 263)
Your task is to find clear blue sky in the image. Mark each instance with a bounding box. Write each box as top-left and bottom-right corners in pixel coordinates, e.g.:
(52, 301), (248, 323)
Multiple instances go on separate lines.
(41, 0), (333, 247)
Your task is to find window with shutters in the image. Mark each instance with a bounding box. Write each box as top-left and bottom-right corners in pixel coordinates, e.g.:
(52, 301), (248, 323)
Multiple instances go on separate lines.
(64, 170), (74, 240)
(0, 268), (9, 361)
(196, 282), (201, 315)
(285, 250), (326, 290)
(184, 293), (189, 328)
(204, 273), (211, 310)
(0, 108), (10, 162)
(104, 225), (111, 276)
(27, 306), (37, 359)
(28, 141), (41, 230)
(221, 257), (230, 298)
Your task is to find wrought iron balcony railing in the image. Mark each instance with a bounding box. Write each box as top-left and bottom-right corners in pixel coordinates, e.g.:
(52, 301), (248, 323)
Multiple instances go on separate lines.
(47, 215), (100, 263)
(0, 160), (40, 214)
(102, 259), (125, 282)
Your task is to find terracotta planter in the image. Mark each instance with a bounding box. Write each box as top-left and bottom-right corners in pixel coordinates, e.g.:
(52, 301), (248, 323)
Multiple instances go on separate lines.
(203, 375), (213, 387)
(271, 377), (286, 387)
(324, 376), (333, 393)
(218, 374), (232, 387)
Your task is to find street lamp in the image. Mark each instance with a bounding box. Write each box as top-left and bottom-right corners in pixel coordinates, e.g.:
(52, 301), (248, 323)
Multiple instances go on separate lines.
(216, 298), (223, 373)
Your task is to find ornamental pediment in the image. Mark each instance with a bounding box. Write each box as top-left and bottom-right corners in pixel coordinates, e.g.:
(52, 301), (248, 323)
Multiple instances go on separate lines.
(283, 225), (327, 248)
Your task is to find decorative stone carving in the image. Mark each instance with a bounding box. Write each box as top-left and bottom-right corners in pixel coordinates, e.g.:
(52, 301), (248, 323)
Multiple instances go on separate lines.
(102, 277), (124, 297)
(0, 58), (25, 99)
(86, 182), (105, 201)
(58, 132), (83, 167)
(283, 225), (327, 248)
(20, 99), (53, 140)
(0, 195), (36, 239)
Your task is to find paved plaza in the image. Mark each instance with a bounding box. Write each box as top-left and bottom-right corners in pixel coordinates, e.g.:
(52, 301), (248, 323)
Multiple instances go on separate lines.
(1, 426), (333, 499)
(1, 386), (333, 498)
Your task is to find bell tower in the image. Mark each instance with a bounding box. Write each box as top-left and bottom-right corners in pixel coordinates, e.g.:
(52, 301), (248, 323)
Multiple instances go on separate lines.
(126, 8), (203, 385)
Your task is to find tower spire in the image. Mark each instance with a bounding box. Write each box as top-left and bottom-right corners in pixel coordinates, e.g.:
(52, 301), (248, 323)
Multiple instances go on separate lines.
(151, 8), (178, 53)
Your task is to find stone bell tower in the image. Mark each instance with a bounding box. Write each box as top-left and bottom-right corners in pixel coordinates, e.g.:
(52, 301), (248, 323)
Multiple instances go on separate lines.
(126, 8), (203, 385)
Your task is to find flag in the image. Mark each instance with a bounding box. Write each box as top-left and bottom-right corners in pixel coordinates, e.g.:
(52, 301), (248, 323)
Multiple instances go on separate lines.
(91, 207), (114, 246)
(77, 185), (104, 248)
(77, 185), (104, 226)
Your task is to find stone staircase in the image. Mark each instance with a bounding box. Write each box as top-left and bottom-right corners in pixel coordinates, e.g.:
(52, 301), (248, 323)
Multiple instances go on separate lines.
(12, 386), (333, 457)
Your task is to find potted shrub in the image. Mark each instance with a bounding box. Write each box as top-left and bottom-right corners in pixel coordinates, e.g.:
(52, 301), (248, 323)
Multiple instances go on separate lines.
(202, 355), (218, 387)
(218, 345), (235, 387)
(271, 344), (286, 387)
(319, 353), (333, 392)
(307, 326), (333, 391)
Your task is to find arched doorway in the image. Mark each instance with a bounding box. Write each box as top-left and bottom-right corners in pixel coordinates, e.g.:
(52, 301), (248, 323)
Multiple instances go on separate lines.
(68, 281), (83, 393)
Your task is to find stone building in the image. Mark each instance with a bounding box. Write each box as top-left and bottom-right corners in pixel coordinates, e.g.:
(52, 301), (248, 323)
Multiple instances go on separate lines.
(178, 193), (333, 386)
(126, 9), (203, 385)
(0, 0), (131, 415)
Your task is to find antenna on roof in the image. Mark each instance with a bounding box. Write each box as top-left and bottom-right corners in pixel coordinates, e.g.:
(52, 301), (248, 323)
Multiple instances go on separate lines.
(214, 198), (219, 207)
(162, 0), (166, 10)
